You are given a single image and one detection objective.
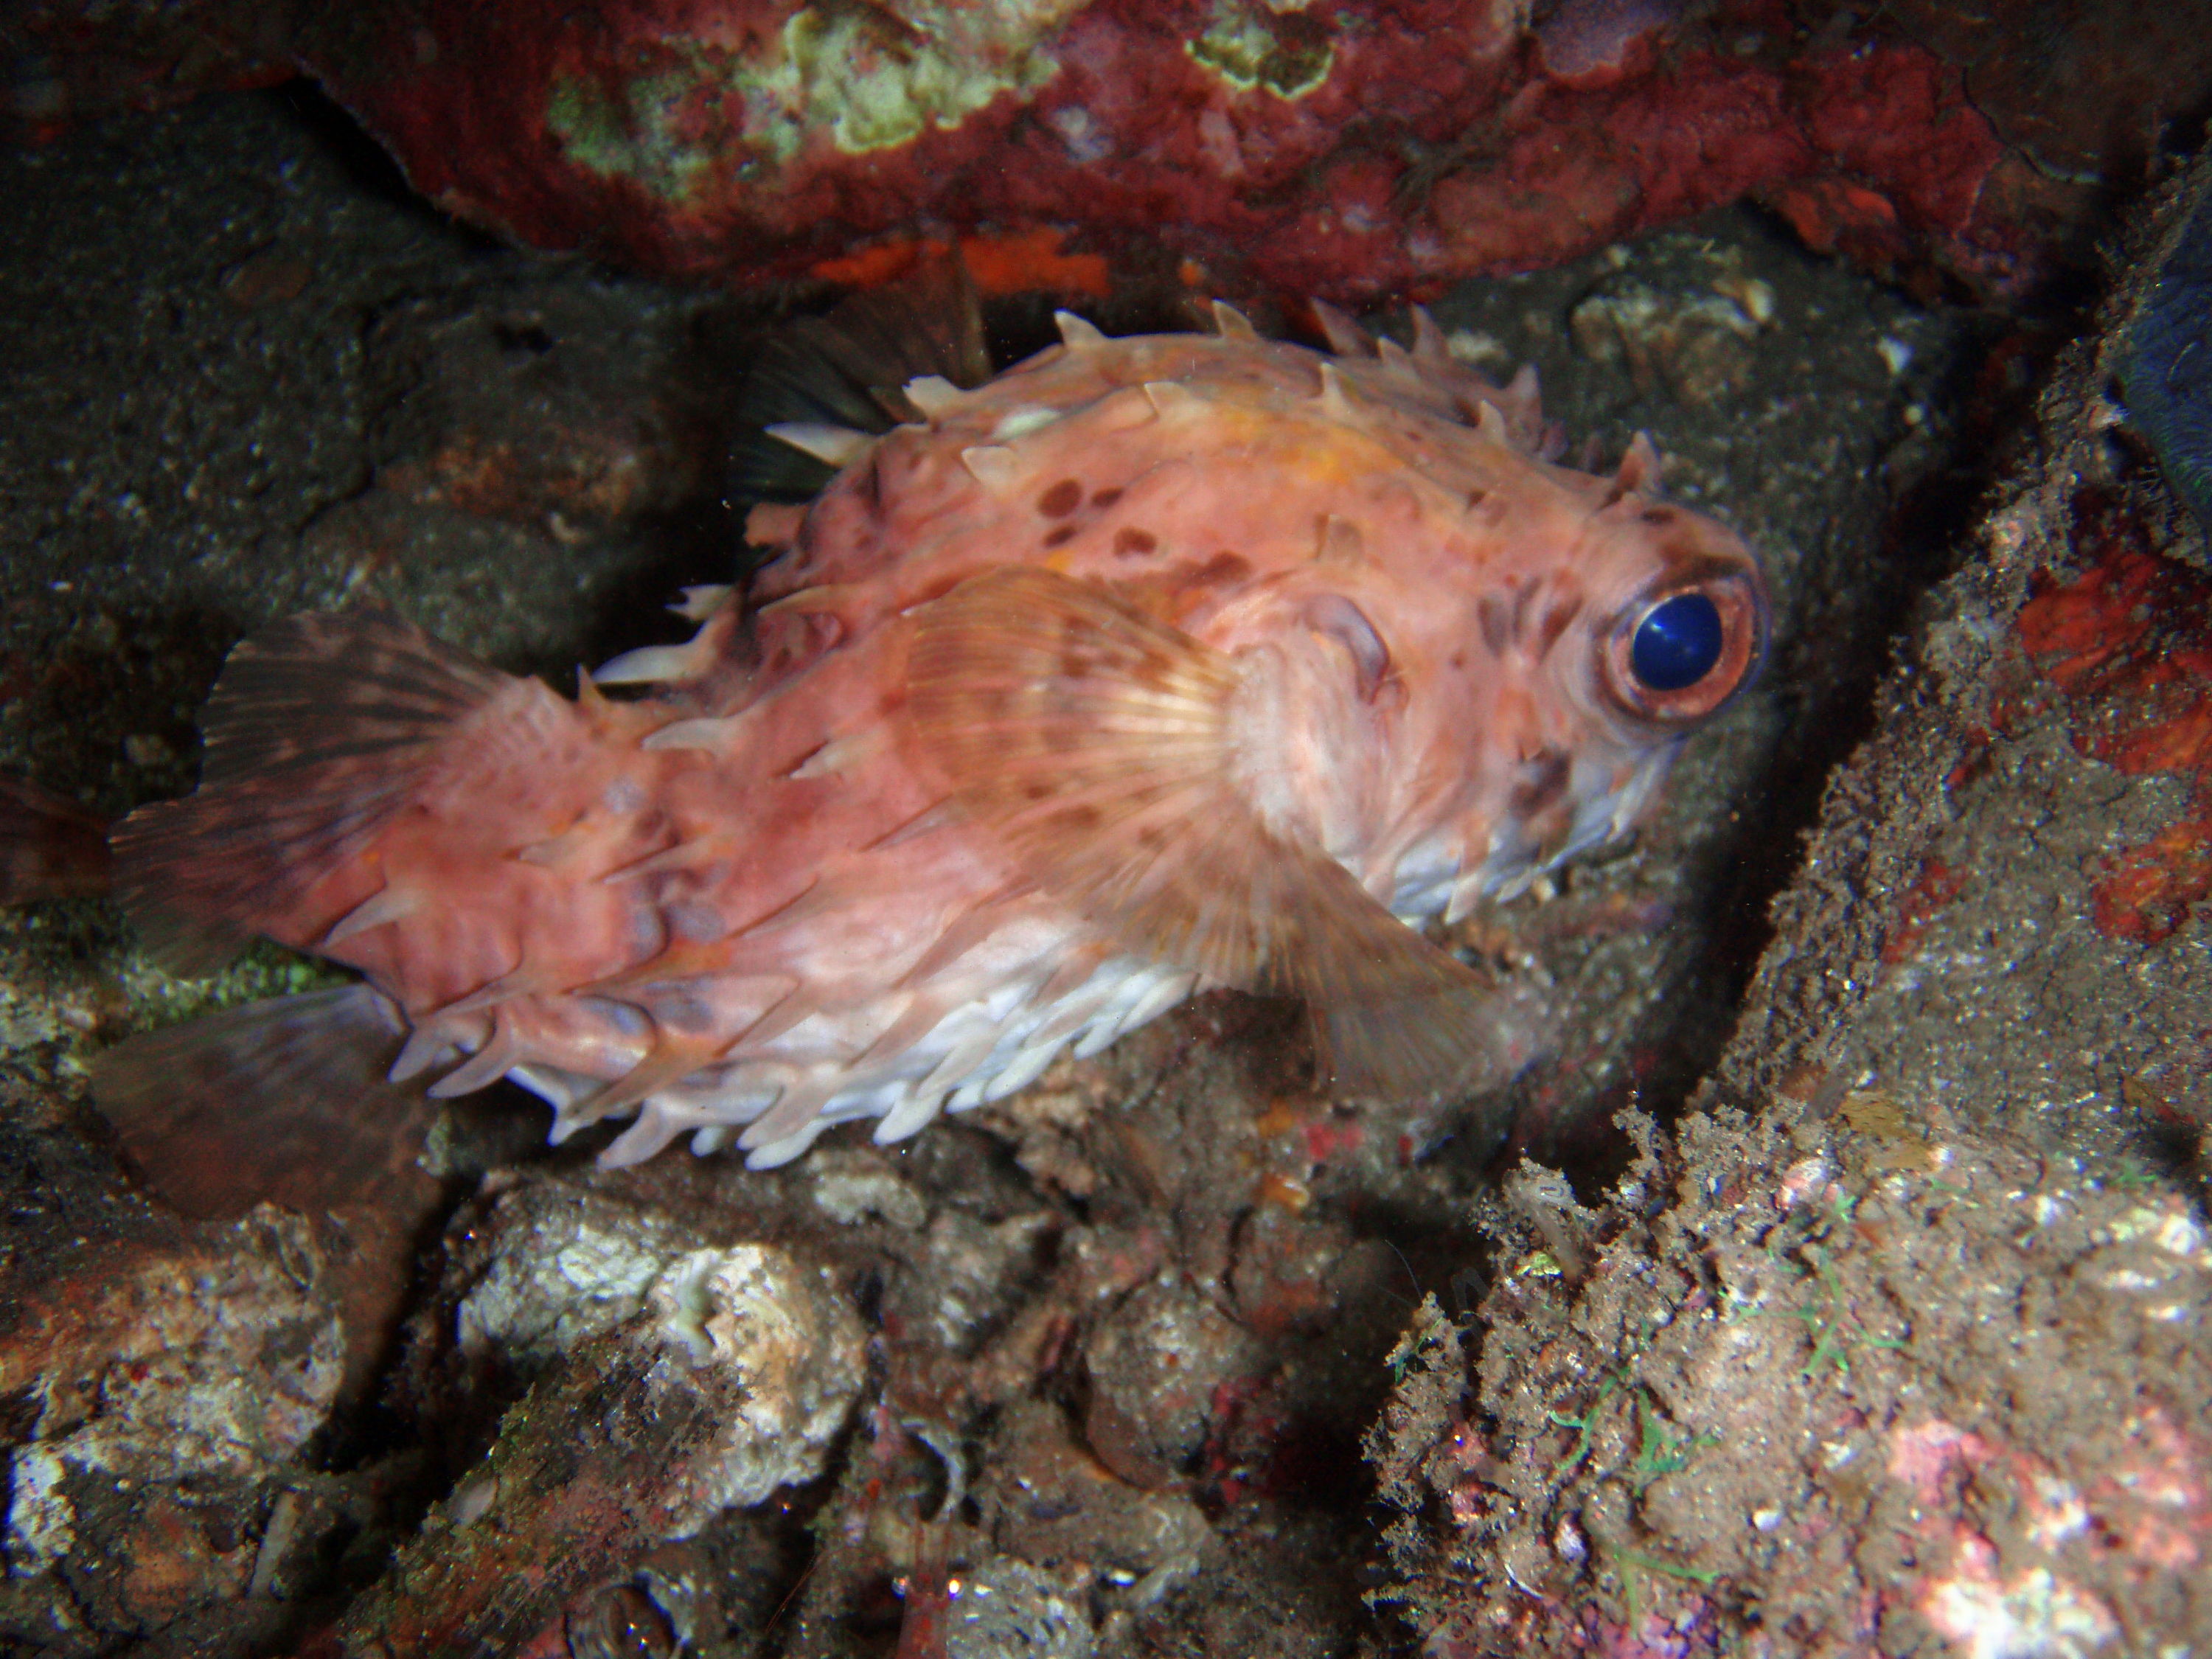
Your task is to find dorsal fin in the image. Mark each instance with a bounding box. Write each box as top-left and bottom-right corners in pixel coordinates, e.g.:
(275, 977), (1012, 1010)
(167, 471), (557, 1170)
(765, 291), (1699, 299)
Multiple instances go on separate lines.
(726, 259), (992, 512)
(905, 567), (1543, 1099)
(111, 611), (535, 940)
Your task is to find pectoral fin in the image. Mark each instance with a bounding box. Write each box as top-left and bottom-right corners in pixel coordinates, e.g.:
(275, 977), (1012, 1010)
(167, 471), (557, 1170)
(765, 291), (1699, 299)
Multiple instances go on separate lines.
(905, 566), (1539, 1098)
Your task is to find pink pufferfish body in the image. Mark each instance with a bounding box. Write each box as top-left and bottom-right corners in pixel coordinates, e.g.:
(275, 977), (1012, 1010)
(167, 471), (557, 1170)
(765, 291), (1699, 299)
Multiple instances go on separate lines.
(111, 299), (1769, 1181)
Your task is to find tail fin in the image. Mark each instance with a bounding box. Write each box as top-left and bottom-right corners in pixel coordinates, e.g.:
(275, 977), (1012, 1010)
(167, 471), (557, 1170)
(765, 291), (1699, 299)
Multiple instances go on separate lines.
(0, 776), (111, 904)
(110, 609), (524, 943)
(726, 259), (992, 511)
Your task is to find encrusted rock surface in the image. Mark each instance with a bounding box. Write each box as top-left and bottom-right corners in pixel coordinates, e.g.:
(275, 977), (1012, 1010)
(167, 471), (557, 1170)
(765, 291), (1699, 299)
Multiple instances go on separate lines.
(305, 1198), (865, 1656)
(1366, 153), (2212, 1658)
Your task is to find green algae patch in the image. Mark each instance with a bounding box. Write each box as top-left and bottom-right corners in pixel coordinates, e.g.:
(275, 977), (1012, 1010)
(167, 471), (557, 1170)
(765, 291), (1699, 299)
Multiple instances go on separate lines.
(545, 4), (1070, 198)
(545, 62), (723, 204)
(1186, 3), (1337, 100)
(780, 8), (1062, 156)
(119, 939), (348, 1035)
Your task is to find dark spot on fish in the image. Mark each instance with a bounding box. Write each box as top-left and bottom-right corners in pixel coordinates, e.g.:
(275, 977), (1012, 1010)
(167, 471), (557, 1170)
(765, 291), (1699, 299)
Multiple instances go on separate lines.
(1465, 487), (1488, 509)
(1478, 595), (1514, 656)
(1641, 506), (1677, 526)
(1113, 527), (1158, 558)
(1510, 748), (1572, 815)
(1057, 641), (1098, 676)
(1038, 479), (1083, 518)
(577, 995), (650, 1038)
(1052, 803), (1105, 835)
(1091, 486), (1124, 509)
(644, 991), (715, 1033)
(666, 902), (725, 944)
(1043, 524), (1078, 549)
(1188, 552), (1251, 588)
(1509, 580), (1539, 639)
(1022, 779), (1053, 802)
(1656, 547), (1754, 588)
(1533, 591), (1582, 658)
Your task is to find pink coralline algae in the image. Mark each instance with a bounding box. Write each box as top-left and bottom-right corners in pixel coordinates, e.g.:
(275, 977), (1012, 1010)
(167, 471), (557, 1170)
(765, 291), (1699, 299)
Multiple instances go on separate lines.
(1886, 1405), (2212, 1659)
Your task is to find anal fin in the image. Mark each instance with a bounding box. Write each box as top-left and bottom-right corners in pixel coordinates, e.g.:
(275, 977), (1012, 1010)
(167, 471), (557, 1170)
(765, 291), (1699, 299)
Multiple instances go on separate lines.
(91, 984), (438, 1220)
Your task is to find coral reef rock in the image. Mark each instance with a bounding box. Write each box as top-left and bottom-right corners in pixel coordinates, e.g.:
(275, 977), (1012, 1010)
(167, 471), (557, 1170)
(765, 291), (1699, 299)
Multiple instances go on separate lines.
(17, 1), (2212, 301)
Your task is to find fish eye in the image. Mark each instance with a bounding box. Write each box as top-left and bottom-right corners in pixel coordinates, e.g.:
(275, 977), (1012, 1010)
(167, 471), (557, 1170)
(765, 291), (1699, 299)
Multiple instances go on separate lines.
(1601, 568), (1767, 726)
(1631, 593), (1722, 691)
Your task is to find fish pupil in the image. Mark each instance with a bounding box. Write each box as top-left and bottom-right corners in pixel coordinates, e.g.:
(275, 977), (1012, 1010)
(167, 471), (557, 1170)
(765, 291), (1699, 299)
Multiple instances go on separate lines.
(1631, 593), (1723, 692)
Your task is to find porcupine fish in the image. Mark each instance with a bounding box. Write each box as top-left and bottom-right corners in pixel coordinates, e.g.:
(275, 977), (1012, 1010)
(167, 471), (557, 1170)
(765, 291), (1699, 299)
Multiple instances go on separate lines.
(89, 283), (1768, 1217)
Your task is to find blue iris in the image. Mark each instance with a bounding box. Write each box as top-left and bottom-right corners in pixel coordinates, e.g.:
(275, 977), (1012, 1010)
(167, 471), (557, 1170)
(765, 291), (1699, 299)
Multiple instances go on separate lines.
(1630, 593), (1722, 692)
